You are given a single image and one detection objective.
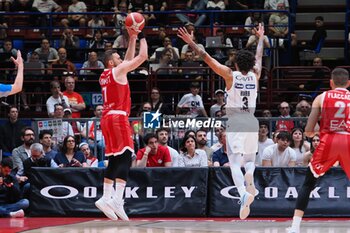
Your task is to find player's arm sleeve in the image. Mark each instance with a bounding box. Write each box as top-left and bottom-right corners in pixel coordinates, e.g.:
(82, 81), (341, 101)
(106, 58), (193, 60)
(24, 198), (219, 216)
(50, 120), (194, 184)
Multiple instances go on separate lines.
(0, 84), (13, 98)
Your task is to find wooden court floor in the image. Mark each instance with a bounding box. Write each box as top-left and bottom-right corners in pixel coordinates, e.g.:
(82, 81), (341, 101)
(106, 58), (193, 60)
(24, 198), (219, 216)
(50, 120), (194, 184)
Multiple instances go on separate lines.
(2, 218), (350, 233)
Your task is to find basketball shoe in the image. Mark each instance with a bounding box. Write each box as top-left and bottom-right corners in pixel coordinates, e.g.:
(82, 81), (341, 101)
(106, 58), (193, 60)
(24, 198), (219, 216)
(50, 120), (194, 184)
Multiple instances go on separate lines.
(107, 198), (129, 221)
(239, 192), (254, 219)
(95, 197), (118, 220)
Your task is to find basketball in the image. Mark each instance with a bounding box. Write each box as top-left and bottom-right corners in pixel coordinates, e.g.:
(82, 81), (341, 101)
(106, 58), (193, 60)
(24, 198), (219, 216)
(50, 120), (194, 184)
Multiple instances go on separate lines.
(125, 12), (145, 31)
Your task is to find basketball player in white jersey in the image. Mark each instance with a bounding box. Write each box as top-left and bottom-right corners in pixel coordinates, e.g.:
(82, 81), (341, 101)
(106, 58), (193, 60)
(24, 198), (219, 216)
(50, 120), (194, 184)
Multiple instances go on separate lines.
(178, 24), (265, 219)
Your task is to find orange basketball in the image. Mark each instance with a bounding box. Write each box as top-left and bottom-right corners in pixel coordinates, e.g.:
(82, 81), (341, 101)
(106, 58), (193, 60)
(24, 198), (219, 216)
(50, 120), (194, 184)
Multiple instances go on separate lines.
(125, 12), (145, 31)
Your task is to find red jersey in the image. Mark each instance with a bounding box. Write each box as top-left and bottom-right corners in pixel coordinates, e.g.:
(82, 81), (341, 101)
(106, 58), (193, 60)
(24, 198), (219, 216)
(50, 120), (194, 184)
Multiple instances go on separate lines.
(99, 69), (131, 116)
(320, 88), (350, 134)
(136, 145), (172, 167)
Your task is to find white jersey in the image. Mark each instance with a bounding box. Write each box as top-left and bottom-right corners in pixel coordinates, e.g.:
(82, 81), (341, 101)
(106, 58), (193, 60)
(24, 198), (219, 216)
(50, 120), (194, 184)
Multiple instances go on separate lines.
(226, 71), (258, 116)
(225, 70), (259, 154)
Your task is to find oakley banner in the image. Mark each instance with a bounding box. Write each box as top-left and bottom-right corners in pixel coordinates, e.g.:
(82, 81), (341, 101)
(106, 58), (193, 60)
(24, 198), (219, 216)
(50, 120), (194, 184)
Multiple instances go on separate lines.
(29, 167), (208, 217)
(209, 167), (350, 217)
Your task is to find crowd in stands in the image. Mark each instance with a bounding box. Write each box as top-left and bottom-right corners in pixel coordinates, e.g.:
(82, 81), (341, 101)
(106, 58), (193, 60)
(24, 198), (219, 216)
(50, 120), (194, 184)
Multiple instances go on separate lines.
(0, 0), (339, 218)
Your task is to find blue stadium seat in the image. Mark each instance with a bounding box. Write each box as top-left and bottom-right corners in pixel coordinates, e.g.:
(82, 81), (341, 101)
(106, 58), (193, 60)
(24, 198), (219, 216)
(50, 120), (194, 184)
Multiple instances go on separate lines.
(74, 63), (83, 70)
(79, 39), (88, 49)
(13, 40), (24, 50)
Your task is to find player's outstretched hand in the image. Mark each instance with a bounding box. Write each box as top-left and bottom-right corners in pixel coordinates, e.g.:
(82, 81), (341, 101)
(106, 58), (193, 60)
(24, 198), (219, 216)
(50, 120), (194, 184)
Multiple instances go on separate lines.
(255, 23), (265, 39)
(126, 26), (140, 37)
(11, 50), (23, 67)
(177, 27), (194, 44)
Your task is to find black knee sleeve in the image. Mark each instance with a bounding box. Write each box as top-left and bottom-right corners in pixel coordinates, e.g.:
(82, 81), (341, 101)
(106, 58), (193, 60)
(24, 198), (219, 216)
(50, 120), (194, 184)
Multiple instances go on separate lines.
(295, 167), (318, 211)
(104, 150), (132, 181)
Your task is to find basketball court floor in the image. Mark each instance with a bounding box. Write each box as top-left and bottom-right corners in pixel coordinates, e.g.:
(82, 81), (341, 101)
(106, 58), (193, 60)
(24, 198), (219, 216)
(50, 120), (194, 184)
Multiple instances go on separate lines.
(2, 218), (350, 233)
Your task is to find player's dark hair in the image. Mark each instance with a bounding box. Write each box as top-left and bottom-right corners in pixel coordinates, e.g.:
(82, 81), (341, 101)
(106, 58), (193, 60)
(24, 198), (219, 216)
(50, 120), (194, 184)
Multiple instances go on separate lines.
(143, 133), (157, 145)
(315, 16), (324, 21)
(276, 131), (291, 142)
(180, 135), (197, 153)
(39, 129), (53, 140)
(235, 50), (255, 73)
(331, 68), (349, 87)
(1, 157), (13, 169)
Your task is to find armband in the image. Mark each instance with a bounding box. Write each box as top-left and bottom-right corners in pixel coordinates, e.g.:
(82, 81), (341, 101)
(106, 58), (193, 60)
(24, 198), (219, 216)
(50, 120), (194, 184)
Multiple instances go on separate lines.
(138, 32), (145, 40)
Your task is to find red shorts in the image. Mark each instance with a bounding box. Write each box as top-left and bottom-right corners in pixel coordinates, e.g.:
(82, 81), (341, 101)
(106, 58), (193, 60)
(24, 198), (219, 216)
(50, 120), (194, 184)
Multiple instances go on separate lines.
(310, 132), (350, 178)
(101, 114), (134, 156)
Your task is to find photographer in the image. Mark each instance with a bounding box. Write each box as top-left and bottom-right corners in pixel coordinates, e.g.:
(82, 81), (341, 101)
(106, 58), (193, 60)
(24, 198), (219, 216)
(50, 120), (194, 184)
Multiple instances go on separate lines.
(0, 158), (29, 218)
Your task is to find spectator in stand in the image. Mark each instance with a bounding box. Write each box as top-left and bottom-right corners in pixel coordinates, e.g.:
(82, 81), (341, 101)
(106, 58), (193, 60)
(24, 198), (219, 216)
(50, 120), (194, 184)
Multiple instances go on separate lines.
(244, 11), (264, 35)
(0, 0), (12, 11)
(212, 131), (229, 166)
(210, 125), (225, 151)
(0, 158), (29, 218)
(86, 14), (106, 38)
(48, 48), (76, 77)
(262, 131), (296, 167)
(79, 142), (98, 167)
(268, 3), (289, 39)
(0, 39), (17, 58)
(148, 0), (168, 26)
(11, 0), (32, 12)
(63, 108), (83, 142)
(156, 128), (180, 167)
(210, 89), (225, 117)
(224, 49), (236, 67)
(112, 29), (129, 49)
(262, 109), (272, 118)
(22, 143), (58, 179)
(180, 36), (205, 61)
(112, 1), (128, 37)
(176, 0), (207, 27)
(39, 130), (57, 160)
(61, 0), (87, 28)
(303, 134), (320, 166)
(149, 87), (172, 115)
(299, 57), (326, 95)
(54, 135), (87, 167)
(298, 16), (327, 51)
(264, 0), (289, 11)
(220, 103), (226, 117)
(290, 128), (310, 167)
(63, 76), (86, 118)
(195, 129), (214, 166)
(0, 15), (7, 39)
(81, 104), (105, 161)
(32, 0), (62, 36)
(206, 0), (225, 24)
(224, 0), (249, 25)
(89, 29), (108, 49)
(176, 82), (208, 117)
(80, 51), (105, 75)
(59, 29), (80, 50)
(292, 110), (307, 130)
(34, 38), (58, 63)
(150, 37), (179, 62)
(46, 80), (70, 117)
(275, 101), (294, 132)
(256, 121), (274, 166)
(178, 135), (208, 167)
(216, 29), (233, 47)
(51, 103), (74, 147)
(94, 0), (113, 11)
(152, 48), (177, 75)
(0, 106), (25, 157)
(11, 127), (35, 184)
(295, 99), (311, 117)
(136, 133), (172, 167)
(148, 25), (167, 50)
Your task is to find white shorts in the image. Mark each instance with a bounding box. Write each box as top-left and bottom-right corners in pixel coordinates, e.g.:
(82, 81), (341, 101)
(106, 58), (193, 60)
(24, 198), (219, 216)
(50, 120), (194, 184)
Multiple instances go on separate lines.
(226, 131), (258, 155)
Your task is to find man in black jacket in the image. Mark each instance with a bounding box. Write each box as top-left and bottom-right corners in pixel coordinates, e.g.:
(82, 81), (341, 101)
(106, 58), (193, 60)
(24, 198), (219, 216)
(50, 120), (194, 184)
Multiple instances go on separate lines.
(0, 158), (29, 217)
(0, 106), (25, 157)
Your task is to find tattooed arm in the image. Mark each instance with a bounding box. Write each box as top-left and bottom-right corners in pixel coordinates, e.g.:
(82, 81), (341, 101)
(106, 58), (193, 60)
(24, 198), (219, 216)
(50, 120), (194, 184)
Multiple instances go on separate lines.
(254, 23), (265, 80)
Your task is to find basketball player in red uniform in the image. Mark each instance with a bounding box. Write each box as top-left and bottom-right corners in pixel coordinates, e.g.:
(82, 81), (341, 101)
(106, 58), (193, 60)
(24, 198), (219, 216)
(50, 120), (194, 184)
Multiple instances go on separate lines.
(95, 27), (148, 221)
(287, 68), (350, 233)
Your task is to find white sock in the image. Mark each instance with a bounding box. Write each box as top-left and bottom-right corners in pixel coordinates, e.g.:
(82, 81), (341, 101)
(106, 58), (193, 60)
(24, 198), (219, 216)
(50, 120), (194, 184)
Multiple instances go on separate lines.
(102, 182), (114, 200)
(291, 216), (302, 229)
(115, 182), (126, 201)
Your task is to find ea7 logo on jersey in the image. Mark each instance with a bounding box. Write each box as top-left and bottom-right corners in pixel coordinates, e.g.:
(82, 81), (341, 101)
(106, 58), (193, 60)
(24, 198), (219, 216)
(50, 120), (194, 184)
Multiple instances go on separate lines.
(235, 83), (244, 89)
(246, 84), (255, 89)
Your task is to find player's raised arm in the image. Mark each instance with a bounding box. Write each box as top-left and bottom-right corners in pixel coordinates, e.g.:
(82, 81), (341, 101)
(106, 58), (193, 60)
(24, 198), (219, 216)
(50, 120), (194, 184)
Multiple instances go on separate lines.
(177, 27), (232, 81)
(124, 28), (148, 72)
(253, 23), (265, 80)
(124, 27), (137, 61)
(8, 50), (24, 95)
